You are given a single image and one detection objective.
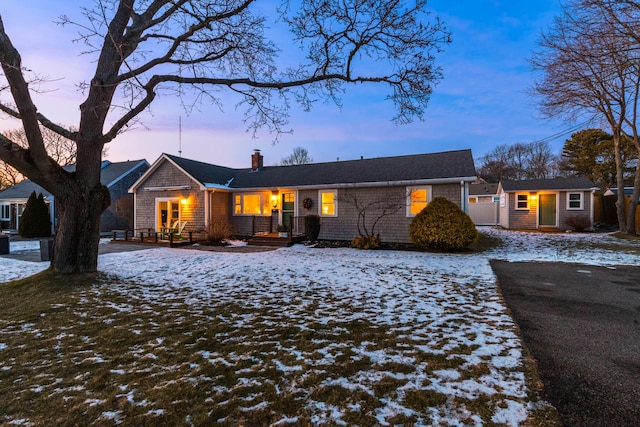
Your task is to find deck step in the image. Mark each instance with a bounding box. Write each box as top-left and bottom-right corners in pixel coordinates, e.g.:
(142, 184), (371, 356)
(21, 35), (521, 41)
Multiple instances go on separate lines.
(247, 234), (306, 247)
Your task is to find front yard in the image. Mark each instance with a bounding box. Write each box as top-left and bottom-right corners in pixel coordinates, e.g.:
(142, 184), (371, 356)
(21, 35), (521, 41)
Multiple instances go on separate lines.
(1, 228), (638, 426)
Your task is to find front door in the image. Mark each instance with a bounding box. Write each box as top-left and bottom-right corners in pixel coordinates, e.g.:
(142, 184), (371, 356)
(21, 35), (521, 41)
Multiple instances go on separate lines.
(157, 199), (180, 231)
(281, 193), (295, 232)
(538, 193), (557, 227)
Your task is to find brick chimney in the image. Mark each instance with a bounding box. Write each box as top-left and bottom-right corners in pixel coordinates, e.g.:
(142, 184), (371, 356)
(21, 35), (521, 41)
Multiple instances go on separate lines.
(251, 149), (263, 171)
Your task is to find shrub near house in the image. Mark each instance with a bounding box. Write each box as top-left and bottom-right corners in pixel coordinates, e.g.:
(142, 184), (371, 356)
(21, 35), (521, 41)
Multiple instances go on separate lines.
(18, 192), (51, 238)
(410, 197), (478, 251)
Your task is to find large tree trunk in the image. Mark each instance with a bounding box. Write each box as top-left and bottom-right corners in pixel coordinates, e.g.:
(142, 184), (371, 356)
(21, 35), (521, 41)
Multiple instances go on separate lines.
(52, 184), (110, 273)
(50, 140), (110, 273)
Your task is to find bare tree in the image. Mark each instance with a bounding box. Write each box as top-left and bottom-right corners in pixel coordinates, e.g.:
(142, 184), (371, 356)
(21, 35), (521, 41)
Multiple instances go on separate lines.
(1, 126), (78, 190)
(339, 189), (405, 245)
(280, 147), (313, 165)
(530, 0), (640, 234)
(0, 0), (451, 273)
(476, 141), (558, 182)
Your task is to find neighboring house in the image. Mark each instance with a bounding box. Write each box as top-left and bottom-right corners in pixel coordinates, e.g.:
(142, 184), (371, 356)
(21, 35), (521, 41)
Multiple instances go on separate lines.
(0, 160), (150, 233)
(129, 149), (477, 243)
(468, 182), (500, 226)
(497, 177), (598, 230)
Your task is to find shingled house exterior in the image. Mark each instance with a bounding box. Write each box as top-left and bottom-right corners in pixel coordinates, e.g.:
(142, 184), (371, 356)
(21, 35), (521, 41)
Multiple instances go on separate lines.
(497, 177), (598, 231)
(129, 149), (477, 244)
(0, 160), (149, 234)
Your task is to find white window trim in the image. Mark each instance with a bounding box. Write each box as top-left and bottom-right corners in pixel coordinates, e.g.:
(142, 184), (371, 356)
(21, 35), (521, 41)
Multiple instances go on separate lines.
(0, 204), (10, 221)
(233, 192), (266, 216)
(406, 186), (432, 217)
(515, 193), (529, 210)
(567, 192), (584, 210)
(318, 189), (338, 217)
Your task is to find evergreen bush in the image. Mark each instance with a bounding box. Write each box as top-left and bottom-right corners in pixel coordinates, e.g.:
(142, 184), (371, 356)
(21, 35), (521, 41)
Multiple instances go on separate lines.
(409, 196), (478, 251)
(304, 214), (321, 242)
(18, 192), (52, 238)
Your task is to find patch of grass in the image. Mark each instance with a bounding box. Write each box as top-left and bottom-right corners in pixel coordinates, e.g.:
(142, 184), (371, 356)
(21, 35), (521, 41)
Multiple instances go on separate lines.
(453, 394), (494, 423)
(0, 270), (96, 320)
(468, 230), (505, 252)
(611, 231), (640, 241)
(403, 389), (448, 410)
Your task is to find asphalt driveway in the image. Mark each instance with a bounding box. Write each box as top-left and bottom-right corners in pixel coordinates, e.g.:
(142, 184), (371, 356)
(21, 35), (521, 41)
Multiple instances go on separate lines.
(491, 260), (640, 426)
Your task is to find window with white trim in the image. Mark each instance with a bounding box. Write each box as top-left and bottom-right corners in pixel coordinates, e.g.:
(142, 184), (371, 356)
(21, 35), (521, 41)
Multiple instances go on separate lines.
(319, 190), (338, 216)
(407, 186), (431, 216)
(233, 193), (265, 215)
(515, 193), (529, 210)
(0, 204), (9, 221)
(567, 192), (584, 210)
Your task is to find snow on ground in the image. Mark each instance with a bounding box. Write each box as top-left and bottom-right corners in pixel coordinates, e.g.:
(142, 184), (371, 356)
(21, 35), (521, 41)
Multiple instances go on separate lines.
(1, 228), (639, 425)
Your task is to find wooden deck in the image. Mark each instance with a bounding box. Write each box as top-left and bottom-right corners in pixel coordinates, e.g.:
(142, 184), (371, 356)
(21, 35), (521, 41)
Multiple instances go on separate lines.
(111, 229), (198, 247)
(112, 229), (307, 248)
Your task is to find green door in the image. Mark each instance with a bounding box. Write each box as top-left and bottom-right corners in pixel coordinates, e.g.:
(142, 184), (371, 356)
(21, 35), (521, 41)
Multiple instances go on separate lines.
(539, 193), (557, 227)
(281, 193), (295, 232)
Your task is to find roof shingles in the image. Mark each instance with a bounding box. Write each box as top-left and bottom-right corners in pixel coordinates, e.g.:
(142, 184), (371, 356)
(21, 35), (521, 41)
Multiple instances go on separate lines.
(165, 149), (477, 189)
(500, 177), (596, 192)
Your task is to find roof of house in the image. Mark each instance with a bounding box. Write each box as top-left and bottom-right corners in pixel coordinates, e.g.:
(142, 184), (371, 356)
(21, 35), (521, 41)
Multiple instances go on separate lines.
(500, 177), (597, 192)
(0, 160), (148, 200)
(469, 183), (499, 196)
(157, 149), (477, 190)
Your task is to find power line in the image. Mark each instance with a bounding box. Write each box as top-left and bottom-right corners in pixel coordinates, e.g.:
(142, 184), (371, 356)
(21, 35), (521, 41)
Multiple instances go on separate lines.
(528, 119), (595, 145)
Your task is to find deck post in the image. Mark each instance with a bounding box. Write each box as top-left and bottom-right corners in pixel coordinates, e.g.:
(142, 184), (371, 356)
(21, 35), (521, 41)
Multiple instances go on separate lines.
(288, 215), (294, 244)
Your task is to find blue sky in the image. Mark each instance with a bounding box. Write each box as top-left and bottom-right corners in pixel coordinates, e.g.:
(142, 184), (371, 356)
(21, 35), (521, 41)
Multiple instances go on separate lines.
(0, 1), (573, 168)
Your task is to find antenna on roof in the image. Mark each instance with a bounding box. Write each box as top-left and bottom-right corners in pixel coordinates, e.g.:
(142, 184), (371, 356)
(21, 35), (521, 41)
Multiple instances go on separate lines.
(178, 116), (182, 157)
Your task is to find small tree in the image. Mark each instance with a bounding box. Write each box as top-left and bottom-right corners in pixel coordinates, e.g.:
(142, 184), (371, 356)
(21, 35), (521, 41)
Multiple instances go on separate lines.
(339, 189), (404, 248)
(281, 147), (313, 166)
(304, 214), (321, 242)
(409, 197), (477, 251)
(18, 192), (52, 238)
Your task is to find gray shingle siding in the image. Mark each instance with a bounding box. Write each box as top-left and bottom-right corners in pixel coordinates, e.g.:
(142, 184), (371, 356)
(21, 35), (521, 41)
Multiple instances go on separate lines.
(134, 161), (204, 233)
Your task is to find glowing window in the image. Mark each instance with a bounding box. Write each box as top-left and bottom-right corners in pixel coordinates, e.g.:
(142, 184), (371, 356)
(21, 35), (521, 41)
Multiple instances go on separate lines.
(242, 194), (262, 214)
(233, 194), (264, 215)
(407, 187), (429, 216)
(319, 190), (337, 216)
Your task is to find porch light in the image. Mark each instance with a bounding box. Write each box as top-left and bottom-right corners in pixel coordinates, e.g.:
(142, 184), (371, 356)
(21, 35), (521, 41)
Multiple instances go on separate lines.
(529, 192), (537, 201)
(181, 198), (188, 205)
(271, 194), (278, 208)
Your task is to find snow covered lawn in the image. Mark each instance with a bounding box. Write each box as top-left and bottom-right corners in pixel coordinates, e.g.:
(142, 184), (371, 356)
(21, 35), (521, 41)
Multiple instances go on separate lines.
(1, 228), (638, 426)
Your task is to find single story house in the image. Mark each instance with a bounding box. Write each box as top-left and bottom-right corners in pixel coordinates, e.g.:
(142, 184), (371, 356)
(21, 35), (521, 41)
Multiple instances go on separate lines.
(497, 177), (598, 230)
(129, 149), (477, 243)
(0, 159), (150, 234)
(468, 182), (500, 226)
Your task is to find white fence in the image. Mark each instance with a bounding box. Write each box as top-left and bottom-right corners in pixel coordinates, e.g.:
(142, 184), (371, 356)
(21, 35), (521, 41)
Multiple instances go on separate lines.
(469, 202), (499, 226)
